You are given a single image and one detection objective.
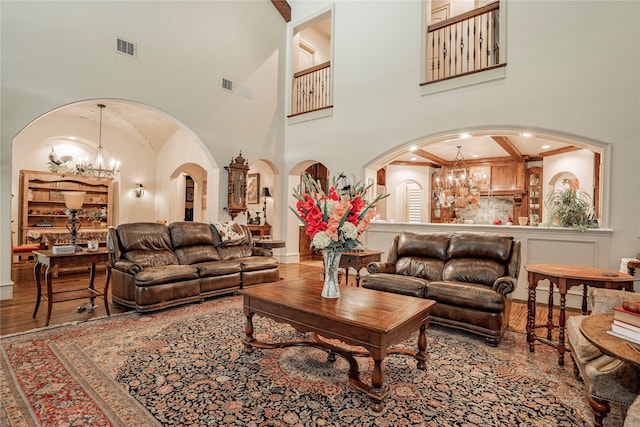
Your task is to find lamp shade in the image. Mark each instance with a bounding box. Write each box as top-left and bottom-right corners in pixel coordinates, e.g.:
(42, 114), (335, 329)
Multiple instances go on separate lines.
(61, 191), (86, 210)
(261, 187), (271, 198)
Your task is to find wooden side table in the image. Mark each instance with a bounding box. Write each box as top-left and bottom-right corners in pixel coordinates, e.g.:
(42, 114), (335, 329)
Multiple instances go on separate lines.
(253, 239), (285, 249)
(339, 250), (383, 287)
(33, 249), (111, 326)
(525, 263), (636, 365)
(247, 224), (271, 240)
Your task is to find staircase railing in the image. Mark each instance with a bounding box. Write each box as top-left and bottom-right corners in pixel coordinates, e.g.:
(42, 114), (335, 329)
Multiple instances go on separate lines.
(291, 61), (332, 116)
(426, 2), (501, 84)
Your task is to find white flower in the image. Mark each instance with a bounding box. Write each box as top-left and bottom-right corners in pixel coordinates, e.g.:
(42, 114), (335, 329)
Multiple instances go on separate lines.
(322, 199), (335, 216)
(341, 222), (358, 240)
(311, 231), (332, 249)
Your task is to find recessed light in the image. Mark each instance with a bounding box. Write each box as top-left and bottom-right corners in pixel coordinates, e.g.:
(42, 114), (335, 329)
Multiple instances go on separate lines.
(459, 133), (471, 139)
(409, 146), (417, 152)
(521, 132), (532, 138)
(410, 157), (417, 161)
(541, 145), (551, 149)
(472, 154), (479, 158)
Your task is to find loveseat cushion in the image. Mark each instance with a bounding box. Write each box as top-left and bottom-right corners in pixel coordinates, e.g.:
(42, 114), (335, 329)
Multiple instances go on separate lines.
(134, 265), (199, 286)
(442, 258), (506, 286)
(425, 281), (505, 312)
(170, 222), (221, 265)
(117, 222), (179, 267)
(447, 232), (514, 262)
(395, 257), (444, 280)
(362, 273), (427, 297)
(397, 232), (449, 260)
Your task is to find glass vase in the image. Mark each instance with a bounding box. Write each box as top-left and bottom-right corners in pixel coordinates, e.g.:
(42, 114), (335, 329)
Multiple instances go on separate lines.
(322, 249), (342, 298)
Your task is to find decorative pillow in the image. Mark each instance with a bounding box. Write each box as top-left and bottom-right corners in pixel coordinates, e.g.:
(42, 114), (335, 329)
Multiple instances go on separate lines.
(212, 221), (245, 246)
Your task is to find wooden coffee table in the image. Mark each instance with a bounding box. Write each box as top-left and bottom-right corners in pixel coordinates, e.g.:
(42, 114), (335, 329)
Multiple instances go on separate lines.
(241, 278), (436, 411)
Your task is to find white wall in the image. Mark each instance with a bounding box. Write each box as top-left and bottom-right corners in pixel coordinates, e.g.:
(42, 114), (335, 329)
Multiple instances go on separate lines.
(285, 0), (640, 269)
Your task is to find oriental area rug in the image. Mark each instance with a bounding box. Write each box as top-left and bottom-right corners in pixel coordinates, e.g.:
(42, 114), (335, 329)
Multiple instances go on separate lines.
(0, 296), (623, 427)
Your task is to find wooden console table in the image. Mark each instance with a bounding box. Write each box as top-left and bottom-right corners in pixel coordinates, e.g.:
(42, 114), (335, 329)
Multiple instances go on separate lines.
(525, 263), (635, 366)
(33, 249), (111, 326)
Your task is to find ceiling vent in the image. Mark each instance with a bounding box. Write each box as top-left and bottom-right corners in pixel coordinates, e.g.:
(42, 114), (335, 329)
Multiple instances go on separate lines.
(222, 78), (233, 91)
(116, 38), (136, 57)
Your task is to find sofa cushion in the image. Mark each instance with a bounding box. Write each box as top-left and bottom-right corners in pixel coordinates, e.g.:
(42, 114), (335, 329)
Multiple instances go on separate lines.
(240, 256), (279, 272)
(566, 315), (602, 363)
(124, 250), (179, 267)
(170, 222), (215, 247)
(196, 260), (242, 277)
(397, 232), (449, 260)
(117, 222), (174, 252)
(442, 258), (505, 286)
(448, 232), (514, 262)
(217, 244), (253, 260)
(395, 257), (444, 280)
(134, 265), (199, 286)
(425, 280), (505, 312)
(362, 273), (427, 297)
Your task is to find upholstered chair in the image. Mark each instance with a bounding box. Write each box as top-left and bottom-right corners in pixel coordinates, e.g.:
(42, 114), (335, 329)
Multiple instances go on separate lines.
(566, 288), (640, 427)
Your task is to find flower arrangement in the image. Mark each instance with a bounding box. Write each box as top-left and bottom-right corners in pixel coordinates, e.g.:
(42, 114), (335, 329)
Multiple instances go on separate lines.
(291, 173), (389, 252)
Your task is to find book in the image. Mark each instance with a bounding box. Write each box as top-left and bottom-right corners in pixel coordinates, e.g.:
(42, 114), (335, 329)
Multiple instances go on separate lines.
(623, 300), (640, 314)
(613, 306), (640, 328)
(611, 322), (640, 341)
(608, 329), (640, 346)
(613, 319), (640, 334)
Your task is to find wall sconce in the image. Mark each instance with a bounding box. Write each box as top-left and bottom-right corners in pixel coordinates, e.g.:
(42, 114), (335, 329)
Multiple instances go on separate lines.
(132, 183), (145, 198)
(261, 187), (271, 225)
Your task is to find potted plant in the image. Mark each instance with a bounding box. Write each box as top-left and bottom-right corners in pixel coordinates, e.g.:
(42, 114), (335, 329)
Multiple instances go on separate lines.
(544, 187), (593, 231)
(86, 208), (107, 226)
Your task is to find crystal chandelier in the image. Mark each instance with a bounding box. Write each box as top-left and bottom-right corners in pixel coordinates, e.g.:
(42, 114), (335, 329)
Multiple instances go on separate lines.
(77, 104), (120, 180)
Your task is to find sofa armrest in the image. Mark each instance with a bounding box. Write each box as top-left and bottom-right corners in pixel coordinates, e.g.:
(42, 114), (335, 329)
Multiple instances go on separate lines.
(492, 276), (517, 296)
(367, 262), (396, 274)
(252, 247), (273, 257)
(112, 260), (143, 275)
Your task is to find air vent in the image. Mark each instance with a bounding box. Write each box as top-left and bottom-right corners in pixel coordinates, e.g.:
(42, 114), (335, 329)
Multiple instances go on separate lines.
(222, 78), (233, 91)
(116, 38), (136, 57)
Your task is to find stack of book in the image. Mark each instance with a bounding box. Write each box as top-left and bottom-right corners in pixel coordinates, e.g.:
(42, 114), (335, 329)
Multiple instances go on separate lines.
(609, 301), (640, 345)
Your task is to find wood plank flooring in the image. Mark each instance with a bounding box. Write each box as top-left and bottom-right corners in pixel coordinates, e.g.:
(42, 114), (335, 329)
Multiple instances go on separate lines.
(1, 261), (581, 337)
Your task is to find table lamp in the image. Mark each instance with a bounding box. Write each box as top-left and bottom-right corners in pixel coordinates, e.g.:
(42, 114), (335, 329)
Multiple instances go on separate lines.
(261, 187), (271, 225)
(62, 191), (86, 252)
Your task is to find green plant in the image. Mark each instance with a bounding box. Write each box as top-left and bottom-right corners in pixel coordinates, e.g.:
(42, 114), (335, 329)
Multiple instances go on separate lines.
(544, 187), (592, 231)
(86, 208), (107, 222)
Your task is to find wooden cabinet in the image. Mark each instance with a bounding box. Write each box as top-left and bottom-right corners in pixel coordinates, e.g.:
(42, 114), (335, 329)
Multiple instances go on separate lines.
(19, 170), (113, 245)
(247, 224), (271, 240)
(527, 167), (542, 225)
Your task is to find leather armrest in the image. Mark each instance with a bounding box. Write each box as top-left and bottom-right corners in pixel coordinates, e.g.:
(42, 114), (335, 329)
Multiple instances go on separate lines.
(112, 260), (143, 275)
(367, 262), (395, 274)
(252, 247), (273, 257)
(492, 276), (517, 295)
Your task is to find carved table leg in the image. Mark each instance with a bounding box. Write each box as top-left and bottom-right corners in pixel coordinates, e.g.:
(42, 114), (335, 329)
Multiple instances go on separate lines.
(526, 273), (537, 352)
(243, 311), (255, 354)
(415, 321), (428, 370)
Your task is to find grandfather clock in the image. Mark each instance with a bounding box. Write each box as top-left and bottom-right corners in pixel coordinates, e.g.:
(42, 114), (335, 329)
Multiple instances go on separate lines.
(224, 152), (249, 219)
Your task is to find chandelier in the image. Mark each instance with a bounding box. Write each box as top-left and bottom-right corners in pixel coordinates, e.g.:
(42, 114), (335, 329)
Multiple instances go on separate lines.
(76, 104), (120, 180)
(434, 145), (483, 210)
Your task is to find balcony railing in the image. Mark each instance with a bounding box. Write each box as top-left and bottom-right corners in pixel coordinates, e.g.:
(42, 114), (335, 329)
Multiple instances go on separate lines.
(426, 2), (501, 84)
(291, 61), (332, 116)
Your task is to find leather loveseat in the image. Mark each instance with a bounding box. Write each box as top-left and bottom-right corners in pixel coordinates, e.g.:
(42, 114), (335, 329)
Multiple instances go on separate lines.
(107, 221), (279, 312)
(362, 231), (521, 345)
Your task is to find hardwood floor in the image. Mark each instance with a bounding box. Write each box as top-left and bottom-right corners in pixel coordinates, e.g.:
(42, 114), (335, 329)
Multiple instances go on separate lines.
(1, 261), (581, 337)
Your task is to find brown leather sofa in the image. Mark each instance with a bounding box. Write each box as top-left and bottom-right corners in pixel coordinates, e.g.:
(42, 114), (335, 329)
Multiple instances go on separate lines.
(362, 231), (521, 345)
(107, 221), (279, 312)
